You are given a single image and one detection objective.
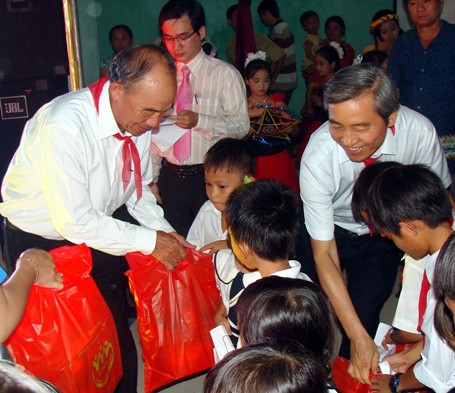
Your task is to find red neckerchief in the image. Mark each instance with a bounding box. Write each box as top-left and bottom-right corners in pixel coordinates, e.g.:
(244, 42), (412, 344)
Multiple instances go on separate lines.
(88, 78), (142, 201)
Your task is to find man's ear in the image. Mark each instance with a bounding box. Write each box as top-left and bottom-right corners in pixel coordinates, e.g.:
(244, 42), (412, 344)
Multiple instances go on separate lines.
(387, 111), (398, 128)
(109, 81), (123, 103)
(198, 26), (206, 41)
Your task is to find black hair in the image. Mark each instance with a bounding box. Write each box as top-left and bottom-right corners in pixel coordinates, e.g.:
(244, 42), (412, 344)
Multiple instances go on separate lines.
(226, 180), (298, 261)
(300, 10), (319, 28)
(362, 50), (388, 68)
(237, 276), (335, 373)
(367, 165), (452, 235)
(109, 24), (133, 42)
(315, 45), (341, 73)
(203, 341), (328, 393)
(226, 4), (238, 20)
(257, 0), (280, 18)
(159, 0), (205, 33)
(204, 138), (255, 175)
(351, 162), (402, 224)
(324, 15), (345, 35)
(245, 58), (271, 80)
(323, 64), (399, 124)
(434, 233), (455, 351)
(109, 44), (175, 91)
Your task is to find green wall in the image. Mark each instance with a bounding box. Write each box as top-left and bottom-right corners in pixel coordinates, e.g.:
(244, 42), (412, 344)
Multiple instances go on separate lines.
(76, 0), (393, 112)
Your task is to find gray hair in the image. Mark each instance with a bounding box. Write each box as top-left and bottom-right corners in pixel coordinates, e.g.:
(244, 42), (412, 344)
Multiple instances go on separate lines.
(323, 64), (399, 123)
(109, 44), (176, 91)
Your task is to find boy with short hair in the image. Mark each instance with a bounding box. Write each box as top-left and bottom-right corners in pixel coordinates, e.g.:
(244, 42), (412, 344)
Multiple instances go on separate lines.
(186, 138), (254, 253)
(365, 164), (454, 392)
(213, 179), (311, 345)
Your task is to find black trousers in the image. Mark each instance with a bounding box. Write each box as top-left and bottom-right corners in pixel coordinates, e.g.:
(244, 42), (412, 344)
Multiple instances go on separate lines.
(158, 160), (207, 238)
(2, 214), (138, 393)
(298, 220), (402, 358)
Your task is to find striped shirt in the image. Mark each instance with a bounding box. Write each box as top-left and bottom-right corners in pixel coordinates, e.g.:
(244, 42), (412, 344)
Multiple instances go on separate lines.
(268, 20), (297, 92)
(153, 49), (249, 171)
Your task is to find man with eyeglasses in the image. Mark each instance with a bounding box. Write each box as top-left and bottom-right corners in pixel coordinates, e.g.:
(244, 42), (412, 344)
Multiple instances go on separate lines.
(0, 45), (191, 393)
(153, 0), (249, 238)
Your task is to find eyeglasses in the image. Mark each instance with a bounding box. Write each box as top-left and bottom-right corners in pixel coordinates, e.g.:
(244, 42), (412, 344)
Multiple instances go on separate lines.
(162, 30), (197, 43)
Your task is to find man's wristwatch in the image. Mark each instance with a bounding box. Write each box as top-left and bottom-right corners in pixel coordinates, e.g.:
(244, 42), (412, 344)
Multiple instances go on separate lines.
(389, 372), (402, 393)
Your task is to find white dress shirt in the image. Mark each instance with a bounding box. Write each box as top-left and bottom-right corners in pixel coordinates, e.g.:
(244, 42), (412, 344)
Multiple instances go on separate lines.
(1, 80), (174, 255)
(153, 49), (249, 174)
(186, 200), (226, 250)
(300, 106), (451, 241)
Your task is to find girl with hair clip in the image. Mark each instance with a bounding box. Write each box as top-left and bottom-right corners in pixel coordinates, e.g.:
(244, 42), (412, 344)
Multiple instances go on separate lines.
(244, 52), (299, 194)
(322, 15), (355, 68)
(364, 10), (402, 56)
(203, 341), (328, 393)
(235, 276), (338, 392)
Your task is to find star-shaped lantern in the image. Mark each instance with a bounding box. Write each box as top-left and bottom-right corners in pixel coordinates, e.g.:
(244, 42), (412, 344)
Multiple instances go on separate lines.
(249, 107), (300, 140)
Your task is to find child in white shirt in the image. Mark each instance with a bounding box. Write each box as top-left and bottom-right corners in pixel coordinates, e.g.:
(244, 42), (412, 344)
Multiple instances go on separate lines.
(187, 138), (254, 253)
(213, 179), (311, 345)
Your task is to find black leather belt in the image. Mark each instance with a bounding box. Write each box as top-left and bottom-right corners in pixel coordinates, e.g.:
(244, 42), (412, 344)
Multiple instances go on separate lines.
(163, 159), (204, 178)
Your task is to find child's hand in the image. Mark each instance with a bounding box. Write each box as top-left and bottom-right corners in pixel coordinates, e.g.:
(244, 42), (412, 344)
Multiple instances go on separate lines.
(382, 341), (423, 373)
(200, 240), (228, 255)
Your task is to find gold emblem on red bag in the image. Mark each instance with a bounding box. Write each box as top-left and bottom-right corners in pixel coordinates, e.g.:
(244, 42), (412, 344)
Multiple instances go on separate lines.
(92, 340), (115, 387)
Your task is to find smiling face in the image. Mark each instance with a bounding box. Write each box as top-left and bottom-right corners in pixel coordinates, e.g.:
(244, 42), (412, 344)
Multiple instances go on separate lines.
(328, 93), (396, 162)
(246, 69), (271, 98)
(326, 20), (343, 41)
(378, 20), (400, 44)
(204, 168), (244, 212)
(161, 14), (205, 64)
(110, 68), (176, 136)
(407, 0), (443, 29)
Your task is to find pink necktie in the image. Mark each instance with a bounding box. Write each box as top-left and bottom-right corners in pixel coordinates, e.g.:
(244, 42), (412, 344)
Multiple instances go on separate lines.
(113, 133), (142, 202)
(173, 66), (192, 163)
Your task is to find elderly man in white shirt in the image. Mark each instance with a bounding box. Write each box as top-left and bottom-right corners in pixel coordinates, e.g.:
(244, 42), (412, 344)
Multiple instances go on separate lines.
(153, 0), (249, 237)
(1, 45), (190, 393)
(299, 64), (451, 385)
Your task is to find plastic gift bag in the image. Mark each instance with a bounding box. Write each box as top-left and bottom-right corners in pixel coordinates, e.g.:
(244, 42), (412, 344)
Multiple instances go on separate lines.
(5, 243), (122, 393)
(125, 249), (221, 393)
(331, 357), (377, 393)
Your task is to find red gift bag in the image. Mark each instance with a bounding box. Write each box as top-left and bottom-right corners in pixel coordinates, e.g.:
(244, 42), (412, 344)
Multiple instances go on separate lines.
(331, 356), (376, 393)
(6, 244), (122, 393)
(125, 249), (221, 393)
